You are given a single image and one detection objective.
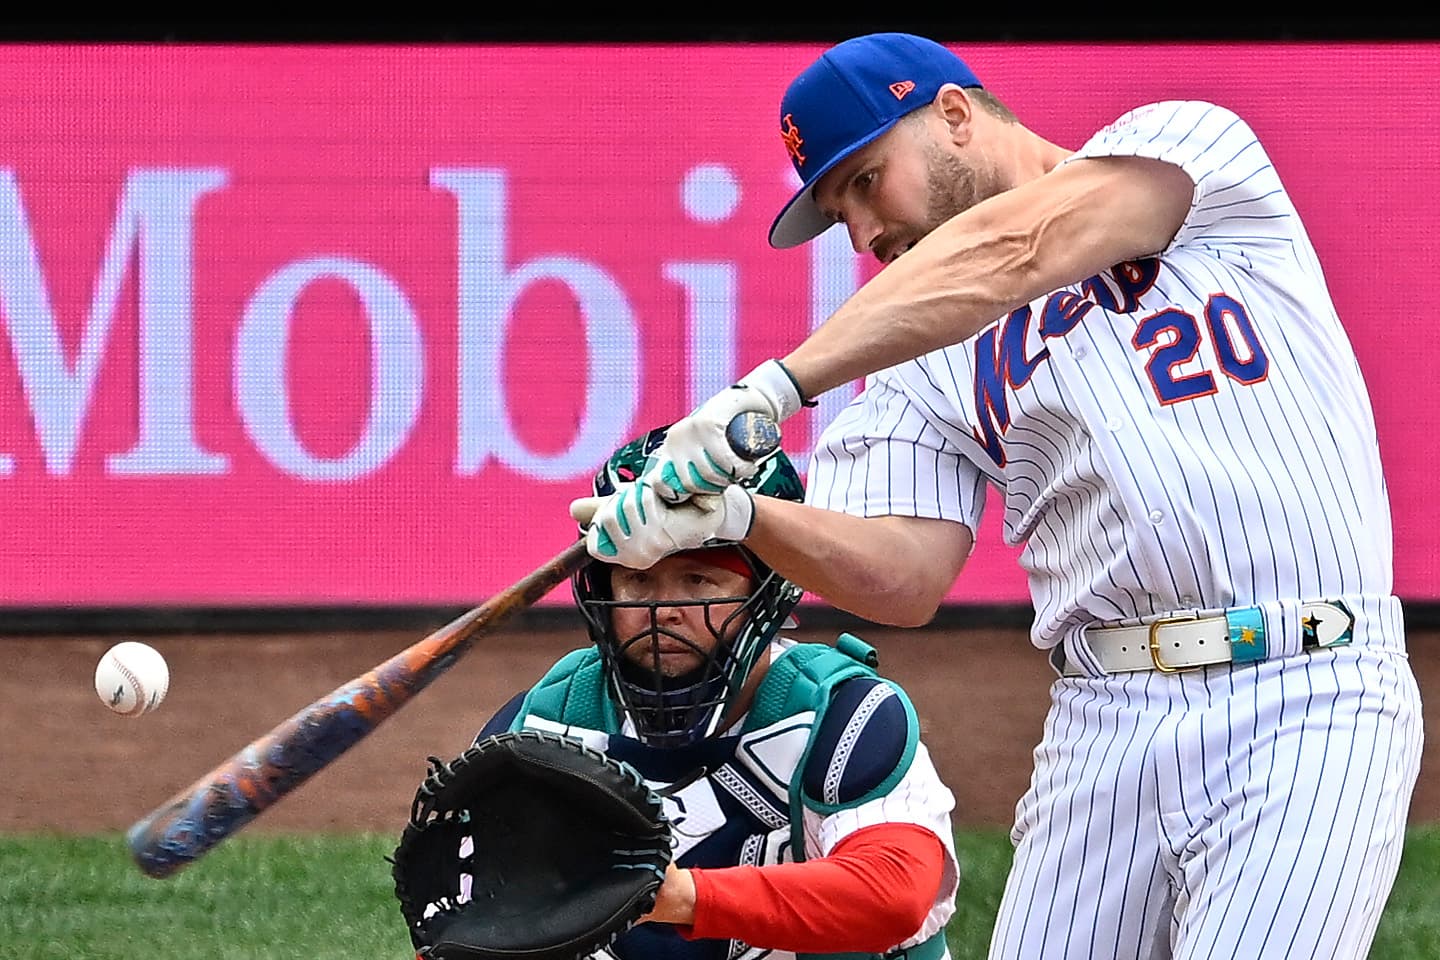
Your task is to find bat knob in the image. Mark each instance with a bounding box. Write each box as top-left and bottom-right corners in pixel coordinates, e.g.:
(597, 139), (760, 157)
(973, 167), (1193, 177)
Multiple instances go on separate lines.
(725, 412), (781, 462)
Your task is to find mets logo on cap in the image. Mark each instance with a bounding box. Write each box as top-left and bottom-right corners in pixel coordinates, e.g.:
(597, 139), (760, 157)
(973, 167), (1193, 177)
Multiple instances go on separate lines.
(780, 113), (805, 166)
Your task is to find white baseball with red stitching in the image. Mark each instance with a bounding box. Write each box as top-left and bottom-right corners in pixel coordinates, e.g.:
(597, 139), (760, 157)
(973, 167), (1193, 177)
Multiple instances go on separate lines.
(94, 641), (170, 718)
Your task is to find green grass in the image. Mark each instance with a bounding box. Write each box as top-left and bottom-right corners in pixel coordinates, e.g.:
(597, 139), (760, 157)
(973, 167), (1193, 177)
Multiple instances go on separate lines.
(0, 833), (406, 959)
(1, 828), (1437, 959)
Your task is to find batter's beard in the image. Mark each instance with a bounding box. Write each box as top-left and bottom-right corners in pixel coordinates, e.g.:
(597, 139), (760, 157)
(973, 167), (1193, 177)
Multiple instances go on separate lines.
(923, 143), (1002, 232)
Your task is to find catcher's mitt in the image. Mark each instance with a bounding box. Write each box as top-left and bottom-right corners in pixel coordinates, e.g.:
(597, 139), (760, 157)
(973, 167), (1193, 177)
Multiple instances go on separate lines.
(391, 730), (673, 960)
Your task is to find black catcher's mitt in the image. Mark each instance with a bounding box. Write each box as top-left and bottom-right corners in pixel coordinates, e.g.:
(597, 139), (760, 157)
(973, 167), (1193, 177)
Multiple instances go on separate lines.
(391, 730), (673, 960)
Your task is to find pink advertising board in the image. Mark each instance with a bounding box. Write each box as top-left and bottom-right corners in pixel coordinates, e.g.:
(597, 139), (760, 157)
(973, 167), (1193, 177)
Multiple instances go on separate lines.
(0, 43), (1435, 605)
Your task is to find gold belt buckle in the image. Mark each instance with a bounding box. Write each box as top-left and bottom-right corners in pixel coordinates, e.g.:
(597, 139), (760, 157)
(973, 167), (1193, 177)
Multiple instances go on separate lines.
(1147, 615), (1198, 673)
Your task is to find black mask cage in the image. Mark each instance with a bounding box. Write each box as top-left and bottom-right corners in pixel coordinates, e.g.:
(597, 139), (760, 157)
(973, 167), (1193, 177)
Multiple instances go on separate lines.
(572, 552), (801, 748)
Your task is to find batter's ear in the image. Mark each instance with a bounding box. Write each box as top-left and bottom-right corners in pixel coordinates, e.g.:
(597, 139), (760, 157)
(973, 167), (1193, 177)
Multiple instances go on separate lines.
(935, 84), (976, 147)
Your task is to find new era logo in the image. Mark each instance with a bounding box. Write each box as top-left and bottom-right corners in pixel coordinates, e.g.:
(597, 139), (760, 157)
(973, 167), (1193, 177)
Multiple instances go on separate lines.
(889, 81), (916, 100)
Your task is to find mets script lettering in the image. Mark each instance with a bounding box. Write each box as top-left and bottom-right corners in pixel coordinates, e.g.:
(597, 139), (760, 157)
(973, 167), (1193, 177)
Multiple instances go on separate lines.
(969, 259), (1270, 467)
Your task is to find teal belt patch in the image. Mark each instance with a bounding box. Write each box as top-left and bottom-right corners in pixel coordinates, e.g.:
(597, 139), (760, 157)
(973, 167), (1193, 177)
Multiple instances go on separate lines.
(1226, 606), (1267, 663)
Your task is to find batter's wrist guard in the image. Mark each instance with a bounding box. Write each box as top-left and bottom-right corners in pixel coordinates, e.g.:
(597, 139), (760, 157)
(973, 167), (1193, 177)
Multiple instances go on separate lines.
(775, 358), (819, 408)
(739, 359), (813, 422)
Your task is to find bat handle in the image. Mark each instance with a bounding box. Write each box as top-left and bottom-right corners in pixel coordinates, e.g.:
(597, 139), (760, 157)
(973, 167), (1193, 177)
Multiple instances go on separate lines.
(724, 411), (781, 462)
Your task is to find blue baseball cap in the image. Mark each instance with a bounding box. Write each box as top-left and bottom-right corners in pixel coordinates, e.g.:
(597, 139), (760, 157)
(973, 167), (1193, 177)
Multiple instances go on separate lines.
(768, 33), (983, 249)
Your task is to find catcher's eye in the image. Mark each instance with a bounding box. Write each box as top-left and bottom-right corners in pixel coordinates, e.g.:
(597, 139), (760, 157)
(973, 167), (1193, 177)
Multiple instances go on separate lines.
(611, 569), (650, 594)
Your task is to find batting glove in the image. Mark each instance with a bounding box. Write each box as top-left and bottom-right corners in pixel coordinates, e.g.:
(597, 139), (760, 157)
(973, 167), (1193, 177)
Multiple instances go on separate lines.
(569, 481), (756, 569)
(644, 359), (805, 504)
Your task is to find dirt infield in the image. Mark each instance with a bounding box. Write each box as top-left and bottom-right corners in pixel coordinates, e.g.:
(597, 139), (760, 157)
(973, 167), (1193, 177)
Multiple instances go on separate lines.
(5, 621), (1438, 834)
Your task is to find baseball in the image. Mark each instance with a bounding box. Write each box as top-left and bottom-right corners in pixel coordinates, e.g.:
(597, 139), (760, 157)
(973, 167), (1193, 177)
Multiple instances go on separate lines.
(94, 641), (170, 718)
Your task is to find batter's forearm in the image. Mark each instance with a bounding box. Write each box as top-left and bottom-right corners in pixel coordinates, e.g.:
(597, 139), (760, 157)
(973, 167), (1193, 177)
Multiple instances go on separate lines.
(779, 156), (1192, 400)
(746, 499), (971, 627)
(783, 212), (1030, 398)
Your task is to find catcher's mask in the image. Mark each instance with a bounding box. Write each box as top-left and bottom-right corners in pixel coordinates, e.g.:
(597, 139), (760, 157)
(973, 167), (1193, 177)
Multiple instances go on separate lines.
(573, 425), (804, 748)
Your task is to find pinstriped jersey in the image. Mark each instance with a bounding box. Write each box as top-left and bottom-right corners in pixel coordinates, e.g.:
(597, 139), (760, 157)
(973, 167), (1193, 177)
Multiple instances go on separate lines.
(805, 100), (1395, 651)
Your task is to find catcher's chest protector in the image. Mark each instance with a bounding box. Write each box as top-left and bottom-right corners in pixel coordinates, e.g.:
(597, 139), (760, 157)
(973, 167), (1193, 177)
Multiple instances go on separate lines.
(511, 635), (928, 960)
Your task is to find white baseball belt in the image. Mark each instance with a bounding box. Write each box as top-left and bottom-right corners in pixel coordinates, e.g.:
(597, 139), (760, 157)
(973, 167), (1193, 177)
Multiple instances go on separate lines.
(1063, 600), (1356, 677)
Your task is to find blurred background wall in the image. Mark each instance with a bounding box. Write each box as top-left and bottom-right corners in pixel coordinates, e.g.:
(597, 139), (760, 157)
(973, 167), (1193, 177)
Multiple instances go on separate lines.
(1, 15), (1436, 831)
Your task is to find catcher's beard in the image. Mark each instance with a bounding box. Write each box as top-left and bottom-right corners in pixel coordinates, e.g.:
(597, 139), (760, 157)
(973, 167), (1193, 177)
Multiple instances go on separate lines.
(612, 620), (743, 742)
(614, 599), (746, 679)
(616, 624), (734, 689)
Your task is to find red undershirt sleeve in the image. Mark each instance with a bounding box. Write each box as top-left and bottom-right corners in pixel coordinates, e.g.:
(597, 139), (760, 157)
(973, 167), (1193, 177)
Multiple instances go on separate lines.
(672, 821), (946, 954)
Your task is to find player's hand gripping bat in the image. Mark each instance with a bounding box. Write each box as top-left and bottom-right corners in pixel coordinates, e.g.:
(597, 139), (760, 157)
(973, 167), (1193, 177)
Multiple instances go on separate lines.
(125, 412), (781, 879)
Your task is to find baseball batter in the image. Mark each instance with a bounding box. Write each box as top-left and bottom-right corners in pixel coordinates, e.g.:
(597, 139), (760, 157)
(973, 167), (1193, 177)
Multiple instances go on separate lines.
(482, 427), (960, 960)
(572, 32), (1425, 960)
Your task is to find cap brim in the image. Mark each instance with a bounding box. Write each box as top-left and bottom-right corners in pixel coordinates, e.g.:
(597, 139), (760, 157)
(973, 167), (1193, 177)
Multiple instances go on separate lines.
(767, 118), (902, 249)
(768, 188), (836, 249)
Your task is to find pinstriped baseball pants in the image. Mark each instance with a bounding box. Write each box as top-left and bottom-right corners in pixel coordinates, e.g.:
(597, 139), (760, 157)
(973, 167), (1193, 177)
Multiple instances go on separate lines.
(988, 642), (1423, 959)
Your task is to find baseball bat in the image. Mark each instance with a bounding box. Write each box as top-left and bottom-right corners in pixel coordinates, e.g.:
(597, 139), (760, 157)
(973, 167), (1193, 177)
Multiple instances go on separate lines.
(124, 411), (781, 879)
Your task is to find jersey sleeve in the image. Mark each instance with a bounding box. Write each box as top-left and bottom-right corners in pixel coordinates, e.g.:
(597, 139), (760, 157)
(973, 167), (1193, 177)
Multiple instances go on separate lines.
(682, 821), (947, 954)
(1066, 100), (1293, 256)
(806, 369), (987, 533)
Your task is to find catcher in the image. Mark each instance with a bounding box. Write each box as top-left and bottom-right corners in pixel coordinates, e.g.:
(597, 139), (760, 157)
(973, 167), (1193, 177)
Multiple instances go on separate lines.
(396, 426), (960, 960)
(394, 428), (956, 960)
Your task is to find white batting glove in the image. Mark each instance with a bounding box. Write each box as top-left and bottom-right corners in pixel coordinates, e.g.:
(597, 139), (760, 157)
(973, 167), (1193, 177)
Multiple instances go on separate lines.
(569, 482), (755, 569)
(644, 359), (805, 504)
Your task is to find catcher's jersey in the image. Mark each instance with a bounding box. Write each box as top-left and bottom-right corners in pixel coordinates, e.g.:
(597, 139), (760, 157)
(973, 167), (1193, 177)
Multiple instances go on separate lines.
(477, 637), (959, 960)
(805, 100), (1397, 655)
